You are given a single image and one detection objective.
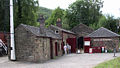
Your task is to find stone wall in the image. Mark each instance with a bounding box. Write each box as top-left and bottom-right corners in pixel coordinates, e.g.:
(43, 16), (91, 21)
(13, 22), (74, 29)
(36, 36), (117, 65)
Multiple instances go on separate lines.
(34, 37), (51, 62)
(52, 39), (62, 58)
(91, 37), (119, 51)
(14, 25), (51, 62)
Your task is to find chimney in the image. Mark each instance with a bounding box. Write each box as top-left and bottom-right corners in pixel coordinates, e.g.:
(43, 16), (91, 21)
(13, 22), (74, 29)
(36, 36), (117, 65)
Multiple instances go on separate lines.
(39, 15), (45, 34)
(39, 15), (45, 27)
(56, 18), (62, 28)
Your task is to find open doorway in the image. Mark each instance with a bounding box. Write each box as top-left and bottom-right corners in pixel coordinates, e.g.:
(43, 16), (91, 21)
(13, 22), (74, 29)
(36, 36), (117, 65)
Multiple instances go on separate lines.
(78, 37), (84, 49)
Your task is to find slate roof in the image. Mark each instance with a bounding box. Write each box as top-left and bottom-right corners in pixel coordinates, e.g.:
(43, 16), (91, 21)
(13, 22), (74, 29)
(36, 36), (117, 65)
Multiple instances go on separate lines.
(19, 24), (62, 39)
(49, 25), (75, 34)
(86, 27), (120, 37)
(71, 23), (94, 36)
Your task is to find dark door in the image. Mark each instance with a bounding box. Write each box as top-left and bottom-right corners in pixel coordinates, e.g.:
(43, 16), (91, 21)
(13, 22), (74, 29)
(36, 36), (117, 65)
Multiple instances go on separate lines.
(78, 37), (84, 49)
(55, 42), (58, 56)
(66, 38), (76, 53)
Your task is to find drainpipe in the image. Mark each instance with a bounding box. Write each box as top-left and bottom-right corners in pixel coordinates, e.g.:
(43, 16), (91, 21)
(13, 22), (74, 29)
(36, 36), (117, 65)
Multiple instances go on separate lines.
(10, 0), (16, 60)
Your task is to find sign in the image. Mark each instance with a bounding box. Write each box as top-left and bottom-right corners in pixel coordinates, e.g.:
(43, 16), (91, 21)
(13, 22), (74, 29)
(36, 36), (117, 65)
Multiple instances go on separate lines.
(84, 41), (90, 46)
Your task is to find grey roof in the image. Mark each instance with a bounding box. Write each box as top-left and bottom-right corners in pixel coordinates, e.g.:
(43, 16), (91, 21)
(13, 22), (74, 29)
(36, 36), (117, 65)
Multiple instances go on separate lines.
(71, 23), (94, 36)
(86, 27), (120, 37)
(20, 24), (62, 39)
(49, 25), (75, 34)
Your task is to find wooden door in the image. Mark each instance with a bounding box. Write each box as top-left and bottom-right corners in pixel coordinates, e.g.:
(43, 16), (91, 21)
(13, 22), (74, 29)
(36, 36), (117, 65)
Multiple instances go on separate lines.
(55, 42), (58, 56)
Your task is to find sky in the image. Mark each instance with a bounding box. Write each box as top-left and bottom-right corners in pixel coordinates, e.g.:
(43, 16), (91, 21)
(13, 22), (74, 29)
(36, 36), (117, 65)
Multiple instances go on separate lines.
(38, 0), (120, 18)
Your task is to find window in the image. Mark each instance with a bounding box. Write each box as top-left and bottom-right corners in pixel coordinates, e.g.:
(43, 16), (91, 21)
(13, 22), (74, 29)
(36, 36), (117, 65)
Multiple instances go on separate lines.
(55, 30), (59, 34)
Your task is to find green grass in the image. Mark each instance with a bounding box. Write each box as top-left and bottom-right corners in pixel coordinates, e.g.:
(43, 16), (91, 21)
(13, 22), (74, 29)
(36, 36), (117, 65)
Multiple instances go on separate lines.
(94, 57), (120, 68)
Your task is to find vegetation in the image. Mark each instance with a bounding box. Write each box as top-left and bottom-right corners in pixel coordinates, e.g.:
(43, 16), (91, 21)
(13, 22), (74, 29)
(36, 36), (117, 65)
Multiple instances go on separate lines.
(37, 6), (52, 19)
(14, 0), (39, 28)
(45, 7), (64, 27)
(0, 0), (119, 33)
(0, 0), (10, 31)
(65, 0), (103, 29)
(94, 57), (120, 68)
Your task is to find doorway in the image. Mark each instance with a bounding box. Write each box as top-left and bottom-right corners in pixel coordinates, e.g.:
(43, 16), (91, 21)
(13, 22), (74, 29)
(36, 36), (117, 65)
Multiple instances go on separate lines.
(55, 42), (58, 56)
(78, 37), (84, 49)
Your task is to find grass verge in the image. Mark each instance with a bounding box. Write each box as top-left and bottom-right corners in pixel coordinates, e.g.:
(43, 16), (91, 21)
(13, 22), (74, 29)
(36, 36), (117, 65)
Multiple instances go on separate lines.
(94, 57), (120, 68)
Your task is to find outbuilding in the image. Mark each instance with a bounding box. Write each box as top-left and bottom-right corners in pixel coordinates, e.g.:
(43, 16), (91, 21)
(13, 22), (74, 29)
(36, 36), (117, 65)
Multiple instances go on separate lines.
(71, 23), (94, 52)
(85, 27), (120, 53)
(8, 24), (62, 62)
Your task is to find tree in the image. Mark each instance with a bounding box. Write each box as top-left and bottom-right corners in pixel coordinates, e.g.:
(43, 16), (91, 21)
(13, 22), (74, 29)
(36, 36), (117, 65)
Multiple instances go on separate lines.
(90, 15), (107, 30)
(0, 0), (10, 32)
(66, 0), (103, 29)
(14, 0), (39, 28)
(45, 7), (64, 27)
(104, 15), (118, 32)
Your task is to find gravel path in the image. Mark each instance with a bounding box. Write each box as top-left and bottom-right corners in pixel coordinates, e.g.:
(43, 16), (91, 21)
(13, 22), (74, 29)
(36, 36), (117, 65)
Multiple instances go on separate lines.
(0, 53), (120, 68)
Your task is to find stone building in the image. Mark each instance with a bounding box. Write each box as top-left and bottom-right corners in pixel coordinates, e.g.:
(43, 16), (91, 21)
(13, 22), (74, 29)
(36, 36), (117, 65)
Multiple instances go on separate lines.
(86, 27), (120, 51)
(71, 23), (94, 49)
(48, 19), (76, 53)
(8, 23), (62, 62)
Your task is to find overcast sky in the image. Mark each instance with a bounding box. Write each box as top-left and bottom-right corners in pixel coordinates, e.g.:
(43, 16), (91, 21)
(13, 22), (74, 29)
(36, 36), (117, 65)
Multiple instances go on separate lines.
(38, 0), (120, 18)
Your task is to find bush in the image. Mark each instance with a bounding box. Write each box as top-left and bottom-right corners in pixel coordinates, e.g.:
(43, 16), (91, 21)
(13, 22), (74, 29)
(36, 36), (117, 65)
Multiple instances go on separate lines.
(107, 49), (113, 53)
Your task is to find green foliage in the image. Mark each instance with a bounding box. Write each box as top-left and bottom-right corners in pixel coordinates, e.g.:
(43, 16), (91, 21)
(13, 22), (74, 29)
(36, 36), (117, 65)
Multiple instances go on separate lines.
(62, 10), (71, 30)
(107, 49), (113, 53)
(103, 15), (117, 32)
(66, 0), (103, 29)
(94, 57), (120, 68)
(45, 7), (64, 27)
(14, 0), (39, 28)
(90, 15), (107, 30)
(0, 0), (10, 32)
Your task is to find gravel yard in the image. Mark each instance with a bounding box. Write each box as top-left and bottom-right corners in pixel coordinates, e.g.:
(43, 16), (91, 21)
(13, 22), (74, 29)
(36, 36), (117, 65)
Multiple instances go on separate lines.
(0, 53), (120, 68)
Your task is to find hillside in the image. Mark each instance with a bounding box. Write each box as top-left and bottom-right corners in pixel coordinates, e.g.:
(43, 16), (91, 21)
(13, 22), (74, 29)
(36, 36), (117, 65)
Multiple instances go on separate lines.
(37, 6), (52, 19)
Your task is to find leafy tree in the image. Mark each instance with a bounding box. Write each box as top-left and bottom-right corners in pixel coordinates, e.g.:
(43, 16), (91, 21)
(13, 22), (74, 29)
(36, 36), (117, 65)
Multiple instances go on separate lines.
(66, 0), (103, 29)
(14, 0), (39, 28)
(104, 15), (118, 32)
(62, 10), (71, 29)
(90, 15), (107, 29)
(0, 0), (9, 32)
(45, 7), (64, 27)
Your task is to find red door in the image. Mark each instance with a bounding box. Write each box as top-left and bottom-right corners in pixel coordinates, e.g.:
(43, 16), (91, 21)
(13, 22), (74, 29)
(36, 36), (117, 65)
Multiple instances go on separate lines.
(66, 38), (76, 53)
(84, 37), (91, 53)
(55, 42), (58, 56)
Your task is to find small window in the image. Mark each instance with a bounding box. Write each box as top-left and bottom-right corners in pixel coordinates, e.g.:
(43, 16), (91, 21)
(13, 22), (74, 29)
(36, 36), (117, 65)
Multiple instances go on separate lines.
(55, 30), (59, 34)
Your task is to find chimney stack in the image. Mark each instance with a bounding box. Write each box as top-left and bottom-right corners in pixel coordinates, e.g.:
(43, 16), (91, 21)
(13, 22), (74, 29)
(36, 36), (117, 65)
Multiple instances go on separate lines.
(39, 15), (45, 27)
(39, 15), (45, 34)
(56, 18), (62, 28)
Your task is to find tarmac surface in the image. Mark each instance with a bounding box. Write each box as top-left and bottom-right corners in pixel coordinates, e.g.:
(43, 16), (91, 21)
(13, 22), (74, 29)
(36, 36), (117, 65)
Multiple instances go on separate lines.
(0, 53), (120, 68)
